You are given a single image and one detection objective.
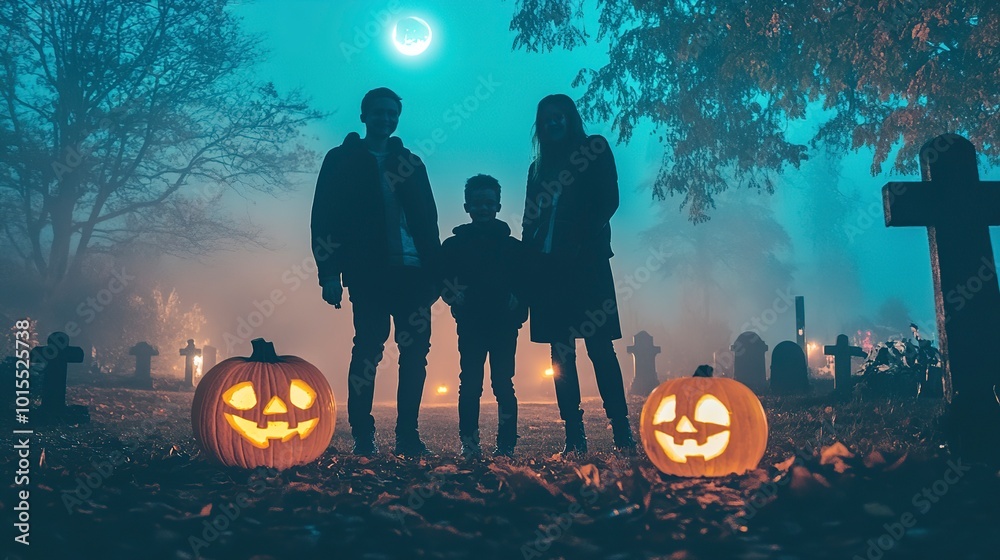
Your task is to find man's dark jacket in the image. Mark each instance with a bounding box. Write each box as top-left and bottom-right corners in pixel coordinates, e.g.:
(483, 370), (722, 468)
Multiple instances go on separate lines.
(311, 132), (441, 288)
(439, 219), (528, 329)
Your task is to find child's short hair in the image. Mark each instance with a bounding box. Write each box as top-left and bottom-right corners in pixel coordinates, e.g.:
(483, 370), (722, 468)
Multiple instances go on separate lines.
(361, 87), (402, 117)
(464, 174), (501, 201)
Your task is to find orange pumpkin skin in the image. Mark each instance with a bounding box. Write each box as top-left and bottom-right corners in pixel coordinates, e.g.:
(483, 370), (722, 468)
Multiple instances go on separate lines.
(640, 377), (767, 477)
(192, 338), (336, 470)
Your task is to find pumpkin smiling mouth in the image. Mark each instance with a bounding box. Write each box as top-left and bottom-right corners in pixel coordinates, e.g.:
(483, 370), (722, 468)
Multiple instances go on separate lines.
(654, 431), (731, 462)
(224, 413), (319, 448)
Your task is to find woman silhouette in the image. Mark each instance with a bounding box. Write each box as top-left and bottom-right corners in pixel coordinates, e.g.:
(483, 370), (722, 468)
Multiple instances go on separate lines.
(521, 94), (635, 454)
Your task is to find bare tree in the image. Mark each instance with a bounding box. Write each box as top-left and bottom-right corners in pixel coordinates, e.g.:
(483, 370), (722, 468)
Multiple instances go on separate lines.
(0, 0), (322, 300)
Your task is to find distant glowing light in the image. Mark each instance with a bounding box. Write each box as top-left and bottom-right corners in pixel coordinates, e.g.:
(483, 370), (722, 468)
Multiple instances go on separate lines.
(393, 16), (432, 56)
(807, 342), (817, 355)
(544, 367), (554, 377)
(194, 355), (203, 377)
(436, 385), (448, 395)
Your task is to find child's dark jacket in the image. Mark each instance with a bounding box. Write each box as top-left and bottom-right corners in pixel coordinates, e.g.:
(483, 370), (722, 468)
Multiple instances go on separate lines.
(440, 218), (528, 328)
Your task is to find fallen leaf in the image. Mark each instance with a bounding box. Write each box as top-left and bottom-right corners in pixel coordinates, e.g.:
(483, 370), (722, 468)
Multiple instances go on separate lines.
(820, 442), (855, 465)
(864, 451), (887, 468)
(774, 455), (795, 471)
(575, 464), (601, 488)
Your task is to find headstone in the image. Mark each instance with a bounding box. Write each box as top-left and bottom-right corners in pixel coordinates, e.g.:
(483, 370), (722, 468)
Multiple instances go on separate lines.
(179, 339), (201, 388)
(795, 296), (806, 350)
(202, 344), (218, 373)
(824, 334), (866, 395)
(732, 331), (768, 393)
(626, 331), (660, 396)
(129, 342), (159, 389)
(30, 332), (89, 423)
(883, 133), (1000, 462)
(770, 340), (809, 395)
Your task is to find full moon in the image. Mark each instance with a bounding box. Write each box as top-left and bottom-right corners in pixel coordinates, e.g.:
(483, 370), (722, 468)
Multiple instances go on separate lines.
(392, 16), (432, 56)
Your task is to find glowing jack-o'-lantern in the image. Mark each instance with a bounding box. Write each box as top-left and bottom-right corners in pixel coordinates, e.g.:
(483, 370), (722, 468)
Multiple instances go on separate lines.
(192, 338), (336, 470)
(640, 377), (767, 477)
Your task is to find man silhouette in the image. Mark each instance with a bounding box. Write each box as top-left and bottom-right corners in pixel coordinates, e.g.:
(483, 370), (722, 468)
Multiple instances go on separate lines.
(311, 87), (441, 456)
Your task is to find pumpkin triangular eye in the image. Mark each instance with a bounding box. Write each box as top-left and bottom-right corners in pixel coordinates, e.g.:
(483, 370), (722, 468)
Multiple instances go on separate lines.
(289, 379), (316, 409)
(223, 381), (257, 410)
(693, 395), (731, 426)
(653, 395), (677, 423)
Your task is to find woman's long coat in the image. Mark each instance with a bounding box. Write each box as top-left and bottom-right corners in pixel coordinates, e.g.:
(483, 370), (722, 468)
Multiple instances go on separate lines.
(521, 134), (623, 344)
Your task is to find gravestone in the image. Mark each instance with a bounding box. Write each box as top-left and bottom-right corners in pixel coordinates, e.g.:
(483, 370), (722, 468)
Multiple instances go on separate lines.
(202, 344), (218, 373)
(732, 331), (768, 393)
(882, 133), (1000, 462)
(129, 342), (159, 389)
(824, 334), (866, 395)
(179, 339), (201, 388)
(770, 340), (809, 395)
(30, 332), (89, 423)
(626, 331), (661, 396)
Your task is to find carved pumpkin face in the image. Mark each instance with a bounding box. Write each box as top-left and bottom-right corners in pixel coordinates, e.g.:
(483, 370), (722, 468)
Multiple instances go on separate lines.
(221, 379), (320, 448)
(192, 338), (336, 470)
(640, 377), (767, 477)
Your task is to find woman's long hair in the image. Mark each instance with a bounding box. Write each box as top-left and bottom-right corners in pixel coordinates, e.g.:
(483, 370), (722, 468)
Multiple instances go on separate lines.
(530, 94), (587, 181)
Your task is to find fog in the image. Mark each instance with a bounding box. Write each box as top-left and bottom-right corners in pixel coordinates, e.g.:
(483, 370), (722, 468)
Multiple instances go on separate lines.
(7, 0), (999, 406)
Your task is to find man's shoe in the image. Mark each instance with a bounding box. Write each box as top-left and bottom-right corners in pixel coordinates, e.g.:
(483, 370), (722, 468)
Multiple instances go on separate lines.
(461, 441), (483, 458)
(611, 418), (637, 453)
(493, 434), (518, 458)
(560, 418), (587, 457)
(394, 435), (431, 457)
(352, 434), (379, 457)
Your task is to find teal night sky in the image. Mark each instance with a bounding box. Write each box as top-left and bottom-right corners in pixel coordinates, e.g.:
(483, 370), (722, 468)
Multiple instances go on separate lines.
(157, 0), (999, 402)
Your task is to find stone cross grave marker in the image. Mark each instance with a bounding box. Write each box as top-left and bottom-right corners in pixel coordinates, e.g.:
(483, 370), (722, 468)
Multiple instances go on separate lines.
(31, 332), (88, 423)
(129, 341), (159, 389)
(883, 133), (1000, 461)
(627, 331), (661, 396)
(179, 339), (201, 388)
(824, 334), (866, 395)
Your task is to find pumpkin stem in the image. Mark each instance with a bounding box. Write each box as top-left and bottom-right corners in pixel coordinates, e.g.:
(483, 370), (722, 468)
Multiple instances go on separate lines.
(693, 364), (714, 377)
(249, 338), (281, 363)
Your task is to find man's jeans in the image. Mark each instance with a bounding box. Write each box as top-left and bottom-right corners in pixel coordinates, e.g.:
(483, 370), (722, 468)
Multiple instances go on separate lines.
(346, 266), (437, 440)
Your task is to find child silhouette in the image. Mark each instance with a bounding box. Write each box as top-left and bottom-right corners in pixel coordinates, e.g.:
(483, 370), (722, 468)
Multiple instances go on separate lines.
(440, 175), (528, 457)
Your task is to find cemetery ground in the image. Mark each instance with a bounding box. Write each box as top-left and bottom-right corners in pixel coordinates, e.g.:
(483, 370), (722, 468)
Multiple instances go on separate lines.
(4, 384), (999, 560)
